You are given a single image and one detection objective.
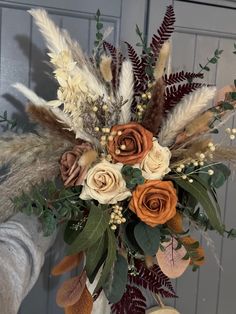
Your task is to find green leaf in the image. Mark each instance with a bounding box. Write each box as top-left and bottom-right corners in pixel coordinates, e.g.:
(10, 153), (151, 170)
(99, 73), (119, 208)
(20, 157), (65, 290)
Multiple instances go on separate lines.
(96, 32), (103, 40)
(95, 228), (117, 292)
(103, 254), (128, 303)
(86, 233), (107, 282)
(210, 129), (219, 134)
(134, 222), (160, 255)
(210, 163), (231, 189)
(64, 220), (81, 245)
(190, 174), (221, 217)
(230, 92), (236, 100)
(42, 211), (57, 236)
(133, 168), (142, 177)
(222, 102), (234, 110)
(122, 165), (133, 176)
(209, 57), (218, 64)
(173, 178), (224, 234)
(97, 22), (103, 30)
(68, 204), (109, 254)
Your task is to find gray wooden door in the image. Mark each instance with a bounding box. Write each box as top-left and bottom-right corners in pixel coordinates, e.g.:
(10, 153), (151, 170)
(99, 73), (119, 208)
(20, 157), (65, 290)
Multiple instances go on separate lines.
(1, 0), (236, 313)
(148, 1), (236, 314)
(0, 0), (146, 313)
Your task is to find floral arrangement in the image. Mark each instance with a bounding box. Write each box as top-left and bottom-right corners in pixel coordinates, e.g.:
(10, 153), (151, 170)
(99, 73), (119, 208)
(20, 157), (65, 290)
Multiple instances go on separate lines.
(1, 6), (236, 314)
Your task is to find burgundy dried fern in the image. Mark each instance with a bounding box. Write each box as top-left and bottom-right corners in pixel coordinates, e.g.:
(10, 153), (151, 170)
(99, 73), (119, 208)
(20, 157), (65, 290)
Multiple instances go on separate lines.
(150, 5), (175, 59)
(125, 42), (148, 94)
(164, 83), (203, 113)
(163, 71), (204, 85)
(111, 285), (146, 314)
(128, 260), (177, 298)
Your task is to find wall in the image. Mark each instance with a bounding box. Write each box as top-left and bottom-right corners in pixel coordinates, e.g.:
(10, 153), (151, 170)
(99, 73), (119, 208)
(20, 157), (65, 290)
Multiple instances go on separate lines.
(0, 0), (235, 313)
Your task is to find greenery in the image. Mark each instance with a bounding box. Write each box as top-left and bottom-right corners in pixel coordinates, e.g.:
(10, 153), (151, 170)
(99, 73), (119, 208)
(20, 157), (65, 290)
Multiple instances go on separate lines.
(13, 181), (84, 236)
(121, 165), (145, 189)
(0, 111), (17, 130)
(198, 49), (223, 74)
(173, 176), (224, 235)
(134, 222), (160, 255)
(93, 9), (105, 62)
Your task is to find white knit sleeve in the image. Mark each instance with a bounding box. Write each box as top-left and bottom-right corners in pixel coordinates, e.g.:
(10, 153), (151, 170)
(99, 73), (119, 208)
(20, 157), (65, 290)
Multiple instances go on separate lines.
(0, 213), (55, 314)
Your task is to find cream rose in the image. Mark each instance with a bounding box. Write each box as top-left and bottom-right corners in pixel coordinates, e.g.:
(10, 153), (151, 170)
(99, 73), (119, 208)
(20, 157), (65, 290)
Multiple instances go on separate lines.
(140, 139), (171, 180)
(80, 160), (131, 204)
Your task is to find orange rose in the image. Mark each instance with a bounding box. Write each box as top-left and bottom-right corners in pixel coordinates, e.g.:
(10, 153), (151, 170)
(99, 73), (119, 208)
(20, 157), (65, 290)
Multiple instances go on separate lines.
(129, 180), (177, 227)
(107, 122), (153, 165)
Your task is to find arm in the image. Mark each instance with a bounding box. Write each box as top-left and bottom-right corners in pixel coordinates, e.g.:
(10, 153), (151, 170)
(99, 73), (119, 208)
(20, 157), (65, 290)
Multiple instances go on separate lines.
(0, 213), (55, 314)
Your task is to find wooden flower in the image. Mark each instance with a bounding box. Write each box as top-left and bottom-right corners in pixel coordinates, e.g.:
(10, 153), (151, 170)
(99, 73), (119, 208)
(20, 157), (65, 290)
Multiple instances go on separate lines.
(129, 180), (177, 227)
(107, 122), (153, 165)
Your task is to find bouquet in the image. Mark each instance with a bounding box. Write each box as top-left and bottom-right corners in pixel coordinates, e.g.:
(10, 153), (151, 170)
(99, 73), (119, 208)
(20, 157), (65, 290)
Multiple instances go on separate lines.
(1, 5), (236, 314)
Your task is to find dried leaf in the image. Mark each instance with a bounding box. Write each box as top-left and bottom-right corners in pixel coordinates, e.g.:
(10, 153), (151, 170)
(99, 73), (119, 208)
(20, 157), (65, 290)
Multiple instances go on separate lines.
(51, 252), (84, 276)
(56, 271), (87, 307)
(156, 238), (190, 278)
(65, 286), (93, 314)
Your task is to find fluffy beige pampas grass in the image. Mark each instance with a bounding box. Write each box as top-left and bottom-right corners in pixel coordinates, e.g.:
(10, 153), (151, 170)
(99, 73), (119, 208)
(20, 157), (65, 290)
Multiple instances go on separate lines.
(154, 41), (170, 81)
(29, 9), (68, 54)
(159, 86), (216, 146)
(0, 130), (73, 222)
(119, 61), (134, 124)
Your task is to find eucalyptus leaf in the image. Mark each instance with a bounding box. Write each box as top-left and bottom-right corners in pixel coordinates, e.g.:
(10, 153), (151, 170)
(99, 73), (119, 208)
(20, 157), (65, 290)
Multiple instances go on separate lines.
(86, 233), (107, 282)
(103, 254), (128, 303)
(191, 174), (221, 217)
(95, 228), (117, 292)
(68, 204), (109, 254)
(134, 222), (160, 255)
(124, 221), (142, 252)
(173, 178), (224, 234)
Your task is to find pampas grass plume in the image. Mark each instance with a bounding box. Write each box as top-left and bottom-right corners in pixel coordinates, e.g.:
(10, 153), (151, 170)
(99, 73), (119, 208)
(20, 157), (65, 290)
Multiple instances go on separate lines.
(159, 86), (216, 146)
(154, 41), (170, 81)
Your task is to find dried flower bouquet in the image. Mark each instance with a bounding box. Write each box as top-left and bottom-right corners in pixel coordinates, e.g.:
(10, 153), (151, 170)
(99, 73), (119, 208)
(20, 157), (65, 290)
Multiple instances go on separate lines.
(1, 6), (236, 314)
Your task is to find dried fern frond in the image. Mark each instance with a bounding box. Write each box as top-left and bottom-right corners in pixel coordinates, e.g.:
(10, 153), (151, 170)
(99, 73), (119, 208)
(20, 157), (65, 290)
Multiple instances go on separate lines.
(159, 86), (216, 146)
(26, 104), (76, 143)
(142, 79), (165, 134)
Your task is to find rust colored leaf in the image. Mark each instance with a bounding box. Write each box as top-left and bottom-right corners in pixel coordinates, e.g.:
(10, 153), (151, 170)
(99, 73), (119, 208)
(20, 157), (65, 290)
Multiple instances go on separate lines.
(65, 286), (93, 314)
(52, 252), (84, 276)
(156, 238), (190, 279)
(56, 271), (87, 307)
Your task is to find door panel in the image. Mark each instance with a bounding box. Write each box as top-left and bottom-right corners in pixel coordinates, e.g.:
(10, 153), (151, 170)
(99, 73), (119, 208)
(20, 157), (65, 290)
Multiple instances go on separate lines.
(148, 1), (236, 314)
(0, 0), (147, 313)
